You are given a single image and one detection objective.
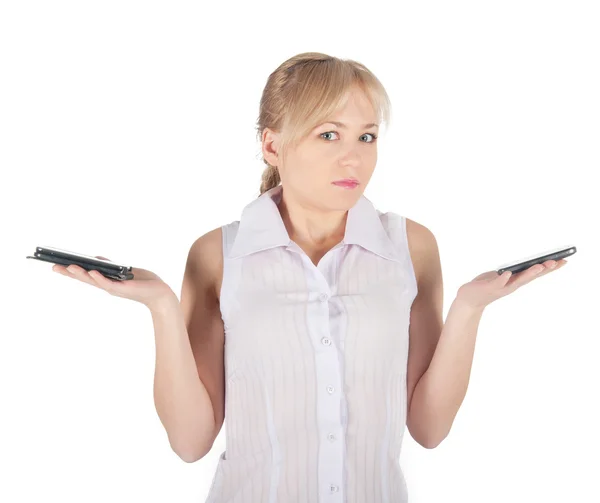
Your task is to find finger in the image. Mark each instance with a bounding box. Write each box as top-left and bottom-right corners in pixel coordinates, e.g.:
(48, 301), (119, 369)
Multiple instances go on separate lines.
(65, 265), (102, 286)
(532, 264), (546, 274)
(545, 260), (566, 272)
(537, 260), (562, 275)
(67, 264), (82, 275)
(505, 265), (543, 288)
(550, 259), (567, 269)
(497, 270), (513, 284)
(88, 269), (119, 288)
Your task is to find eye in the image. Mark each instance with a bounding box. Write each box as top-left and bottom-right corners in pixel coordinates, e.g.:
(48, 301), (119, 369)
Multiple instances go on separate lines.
(320, 131), (378, 143)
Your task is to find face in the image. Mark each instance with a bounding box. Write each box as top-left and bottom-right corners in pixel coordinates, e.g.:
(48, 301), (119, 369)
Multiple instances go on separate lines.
(262, 85), (379, 211)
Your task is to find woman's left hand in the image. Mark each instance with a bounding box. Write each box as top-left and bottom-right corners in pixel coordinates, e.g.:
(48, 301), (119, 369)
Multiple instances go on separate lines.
(456, 259), (569, 311)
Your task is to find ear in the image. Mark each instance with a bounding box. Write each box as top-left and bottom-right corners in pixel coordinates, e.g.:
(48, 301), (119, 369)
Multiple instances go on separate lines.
(262, 128), (280, 167)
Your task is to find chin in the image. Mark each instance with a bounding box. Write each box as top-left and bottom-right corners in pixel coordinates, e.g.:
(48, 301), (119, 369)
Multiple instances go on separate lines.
(328, 184), (363, 205)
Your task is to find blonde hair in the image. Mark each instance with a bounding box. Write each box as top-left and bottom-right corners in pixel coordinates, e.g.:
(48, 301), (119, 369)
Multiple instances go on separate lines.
(256, 52), (392, 196)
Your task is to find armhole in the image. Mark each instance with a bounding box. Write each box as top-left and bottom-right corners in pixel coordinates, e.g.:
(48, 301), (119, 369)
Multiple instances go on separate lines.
(401, 215), (419, 297)
(380, 211), (418, 298)
(219, 221), (240, 331)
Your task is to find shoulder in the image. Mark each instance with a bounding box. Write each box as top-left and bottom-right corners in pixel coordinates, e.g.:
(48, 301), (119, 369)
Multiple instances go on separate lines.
(404, 217), (439, 286)
(378, 211), (436, 252)
(189, 226), (223, 262)
(405, 217), (437, 249)
(379, 211), (437, 286)
(187, 226), (224, 299)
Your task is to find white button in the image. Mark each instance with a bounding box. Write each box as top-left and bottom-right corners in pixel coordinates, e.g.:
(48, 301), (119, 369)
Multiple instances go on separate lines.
(319, 293), (329, 302)
(327, 385), (335, 394)
(327, 433), (336, 441)
(321, 337), (331, 346)
(330, 484), (339, 493)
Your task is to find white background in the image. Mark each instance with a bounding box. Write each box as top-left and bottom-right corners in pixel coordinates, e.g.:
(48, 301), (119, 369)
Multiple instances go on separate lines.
(2, 1), (598, 502)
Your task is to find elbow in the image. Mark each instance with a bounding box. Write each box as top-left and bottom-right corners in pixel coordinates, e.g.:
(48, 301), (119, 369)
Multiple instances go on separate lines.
(176, 445), (209, 463)
(419, 427), (450, 449)
(171, 439), (213, 463)
(408, 416), (448, 449)
(407, 407), (453, 449)
(178, 450), (203, 463)
(420, 436), (443, 449)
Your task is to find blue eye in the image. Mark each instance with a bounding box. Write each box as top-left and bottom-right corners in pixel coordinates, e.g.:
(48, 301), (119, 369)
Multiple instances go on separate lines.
(320, 131), (378, 142)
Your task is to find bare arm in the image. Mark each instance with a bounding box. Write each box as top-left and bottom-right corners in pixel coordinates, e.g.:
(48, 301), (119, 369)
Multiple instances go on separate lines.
(151, 228), (226, 463)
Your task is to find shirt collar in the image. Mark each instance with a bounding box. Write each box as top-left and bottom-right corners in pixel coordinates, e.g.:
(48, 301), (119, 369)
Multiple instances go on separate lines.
(228, 184), (402, 262)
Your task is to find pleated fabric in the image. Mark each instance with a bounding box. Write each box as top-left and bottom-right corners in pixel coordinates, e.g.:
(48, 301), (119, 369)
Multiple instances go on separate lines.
(205, 184), (418, 503)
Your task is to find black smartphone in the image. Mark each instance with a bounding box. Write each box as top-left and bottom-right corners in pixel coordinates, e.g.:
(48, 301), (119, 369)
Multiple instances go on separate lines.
(26, 246), (135, 281)
(496, 244), (576, 275)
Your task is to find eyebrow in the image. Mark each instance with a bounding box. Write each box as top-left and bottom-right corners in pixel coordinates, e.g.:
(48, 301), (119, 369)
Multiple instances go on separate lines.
(323, 121), (379, 129)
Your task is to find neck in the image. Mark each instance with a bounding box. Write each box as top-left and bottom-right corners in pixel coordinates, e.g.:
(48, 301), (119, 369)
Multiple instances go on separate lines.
(276, 190), (347, 247)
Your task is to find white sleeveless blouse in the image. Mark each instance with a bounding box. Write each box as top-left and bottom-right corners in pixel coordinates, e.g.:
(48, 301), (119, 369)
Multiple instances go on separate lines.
(205, 184), (418, 503)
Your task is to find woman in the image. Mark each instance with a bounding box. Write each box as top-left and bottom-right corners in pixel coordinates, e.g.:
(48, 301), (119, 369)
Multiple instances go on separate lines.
(54, 52), (566, 503)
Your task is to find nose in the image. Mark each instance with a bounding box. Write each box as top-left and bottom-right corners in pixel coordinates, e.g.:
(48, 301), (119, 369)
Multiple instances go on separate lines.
(339, 145), (362, 165)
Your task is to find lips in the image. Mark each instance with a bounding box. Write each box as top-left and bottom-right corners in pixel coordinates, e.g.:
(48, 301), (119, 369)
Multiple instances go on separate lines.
(332, 179), (359, 188)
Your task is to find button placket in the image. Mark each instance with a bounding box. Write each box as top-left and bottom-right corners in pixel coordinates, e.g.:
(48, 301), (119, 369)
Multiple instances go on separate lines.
(305, 258), (343, 501)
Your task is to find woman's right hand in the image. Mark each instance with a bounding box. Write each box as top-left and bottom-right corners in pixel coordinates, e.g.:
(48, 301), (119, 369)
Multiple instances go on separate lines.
(52, 256), (176, 310)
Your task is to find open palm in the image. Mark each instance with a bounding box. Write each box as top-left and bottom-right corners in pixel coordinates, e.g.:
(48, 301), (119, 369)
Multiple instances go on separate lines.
(53, 256), (174, 308)
(457, 259), (568, 310)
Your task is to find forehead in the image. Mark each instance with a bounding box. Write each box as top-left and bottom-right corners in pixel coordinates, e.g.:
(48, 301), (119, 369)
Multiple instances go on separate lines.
(320, 89), (379, 128)
(321, 121), (379, 129)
